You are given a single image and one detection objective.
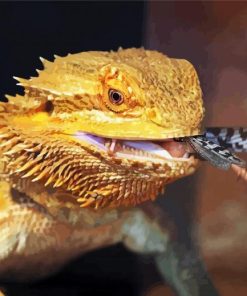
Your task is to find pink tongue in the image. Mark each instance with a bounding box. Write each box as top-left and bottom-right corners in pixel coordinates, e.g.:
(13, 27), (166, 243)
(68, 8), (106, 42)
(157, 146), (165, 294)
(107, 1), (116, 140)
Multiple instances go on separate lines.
(160, 141), (187, 158)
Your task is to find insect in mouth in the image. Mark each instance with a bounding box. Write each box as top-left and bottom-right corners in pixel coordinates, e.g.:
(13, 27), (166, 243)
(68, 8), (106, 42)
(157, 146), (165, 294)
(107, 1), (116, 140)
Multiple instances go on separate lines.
(182, 135), (246, 170)
(174, 127), (247, 175)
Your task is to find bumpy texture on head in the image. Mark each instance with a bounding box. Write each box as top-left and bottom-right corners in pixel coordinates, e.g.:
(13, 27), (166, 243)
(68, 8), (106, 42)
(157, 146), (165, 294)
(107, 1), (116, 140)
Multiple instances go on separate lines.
(0, 48), (204, 209)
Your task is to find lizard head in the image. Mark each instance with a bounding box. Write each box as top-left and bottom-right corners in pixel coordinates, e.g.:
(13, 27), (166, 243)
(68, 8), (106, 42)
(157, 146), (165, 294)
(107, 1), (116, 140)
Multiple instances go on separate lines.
(0, 48), (204, 209)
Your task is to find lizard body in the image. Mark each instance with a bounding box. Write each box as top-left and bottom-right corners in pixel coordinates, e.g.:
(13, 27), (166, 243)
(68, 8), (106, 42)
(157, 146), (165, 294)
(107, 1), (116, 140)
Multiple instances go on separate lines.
(0, 48), (218, 295)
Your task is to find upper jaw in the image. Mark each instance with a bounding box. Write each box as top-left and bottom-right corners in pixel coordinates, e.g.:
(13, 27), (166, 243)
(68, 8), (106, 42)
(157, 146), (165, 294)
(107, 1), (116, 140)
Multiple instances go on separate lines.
(60, 110), (201, 141)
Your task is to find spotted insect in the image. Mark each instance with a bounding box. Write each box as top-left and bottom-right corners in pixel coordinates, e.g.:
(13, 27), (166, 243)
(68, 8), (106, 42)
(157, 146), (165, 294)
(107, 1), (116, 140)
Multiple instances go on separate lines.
(175, 134), (246, 170)
(205, 127), (247, 153)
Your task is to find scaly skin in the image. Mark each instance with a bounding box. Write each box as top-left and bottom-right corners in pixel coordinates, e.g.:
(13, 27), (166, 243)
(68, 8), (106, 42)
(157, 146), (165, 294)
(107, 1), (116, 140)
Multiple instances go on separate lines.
(0, 48), (218, 296)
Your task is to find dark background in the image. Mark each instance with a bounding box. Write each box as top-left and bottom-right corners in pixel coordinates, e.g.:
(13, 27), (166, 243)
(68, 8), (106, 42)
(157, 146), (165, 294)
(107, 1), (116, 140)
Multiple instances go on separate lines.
(145, 2), (247, 295)
(1, 2), (247, 296)
(0, 2), (144, 100)
(0, 2), (157, 296)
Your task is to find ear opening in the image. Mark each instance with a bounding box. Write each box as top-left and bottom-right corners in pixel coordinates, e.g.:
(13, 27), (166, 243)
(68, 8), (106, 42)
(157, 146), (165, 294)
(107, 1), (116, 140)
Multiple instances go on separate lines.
(44, 100), (54, 113)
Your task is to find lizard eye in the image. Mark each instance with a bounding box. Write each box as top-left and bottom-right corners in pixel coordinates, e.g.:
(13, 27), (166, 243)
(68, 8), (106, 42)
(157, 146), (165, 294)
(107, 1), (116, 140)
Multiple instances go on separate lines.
(108, 89), (124, 105)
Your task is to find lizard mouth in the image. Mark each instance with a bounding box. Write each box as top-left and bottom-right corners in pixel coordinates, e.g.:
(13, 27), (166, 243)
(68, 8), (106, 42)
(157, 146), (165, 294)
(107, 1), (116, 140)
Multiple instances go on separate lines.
(75, 131), (193, 163)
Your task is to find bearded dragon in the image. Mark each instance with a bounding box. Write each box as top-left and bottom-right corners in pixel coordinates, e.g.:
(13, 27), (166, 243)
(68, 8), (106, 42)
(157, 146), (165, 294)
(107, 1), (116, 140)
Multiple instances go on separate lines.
(0, 48), (220, 296)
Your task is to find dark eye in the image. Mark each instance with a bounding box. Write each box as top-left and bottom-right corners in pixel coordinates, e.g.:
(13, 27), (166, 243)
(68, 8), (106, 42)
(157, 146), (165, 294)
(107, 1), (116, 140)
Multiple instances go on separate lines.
(108, 89), (124, 105)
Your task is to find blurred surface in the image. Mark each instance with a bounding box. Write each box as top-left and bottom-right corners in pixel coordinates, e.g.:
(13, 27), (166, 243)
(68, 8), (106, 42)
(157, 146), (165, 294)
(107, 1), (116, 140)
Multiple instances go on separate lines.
(145, 1), (247, 295)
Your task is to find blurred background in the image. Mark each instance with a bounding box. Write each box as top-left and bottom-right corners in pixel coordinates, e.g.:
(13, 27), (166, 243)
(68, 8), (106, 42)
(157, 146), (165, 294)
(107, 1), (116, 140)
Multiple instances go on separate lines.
(1, 1), (247, 296)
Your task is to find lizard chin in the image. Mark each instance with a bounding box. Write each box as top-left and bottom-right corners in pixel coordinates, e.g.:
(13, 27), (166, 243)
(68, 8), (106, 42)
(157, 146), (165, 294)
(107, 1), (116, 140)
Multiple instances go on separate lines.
(74, 131), (194, 163)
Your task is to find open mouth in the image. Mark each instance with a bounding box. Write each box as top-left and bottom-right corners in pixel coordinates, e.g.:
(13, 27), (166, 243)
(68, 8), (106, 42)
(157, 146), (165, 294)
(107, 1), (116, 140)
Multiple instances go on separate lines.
(75, 131), (193, 163)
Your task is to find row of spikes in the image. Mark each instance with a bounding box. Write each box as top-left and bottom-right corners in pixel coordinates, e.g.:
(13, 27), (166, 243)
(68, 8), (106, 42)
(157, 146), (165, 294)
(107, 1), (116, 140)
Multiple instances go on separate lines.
(0, 131), (130, 208)
(1, 125), (166, 209)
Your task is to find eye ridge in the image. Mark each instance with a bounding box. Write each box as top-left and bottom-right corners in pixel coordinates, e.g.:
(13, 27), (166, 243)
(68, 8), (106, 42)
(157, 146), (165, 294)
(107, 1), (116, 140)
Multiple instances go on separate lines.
(108, 89), (124, 105)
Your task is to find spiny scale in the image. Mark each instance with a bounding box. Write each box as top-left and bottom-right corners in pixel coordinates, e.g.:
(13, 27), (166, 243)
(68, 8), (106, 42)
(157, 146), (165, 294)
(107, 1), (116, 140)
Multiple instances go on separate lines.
(0, 125), (173, 209)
